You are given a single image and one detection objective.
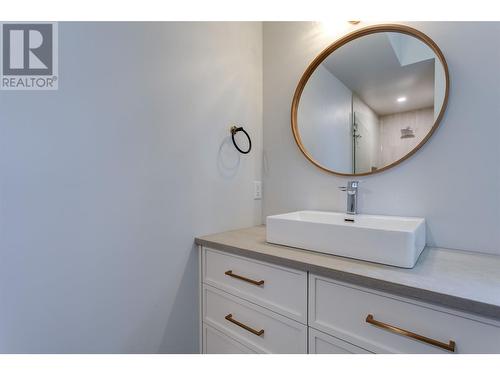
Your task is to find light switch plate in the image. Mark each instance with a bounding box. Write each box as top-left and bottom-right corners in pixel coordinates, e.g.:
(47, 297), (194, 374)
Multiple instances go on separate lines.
(254, 181), (262, 200)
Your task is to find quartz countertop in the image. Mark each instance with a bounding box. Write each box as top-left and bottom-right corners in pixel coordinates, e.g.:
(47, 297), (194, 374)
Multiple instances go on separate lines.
(195, 225), (500, 321)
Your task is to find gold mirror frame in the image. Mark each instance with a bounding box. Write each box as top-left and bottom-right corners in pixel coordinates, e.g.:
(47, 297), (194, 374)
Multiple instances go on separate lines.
(291, 24), (450, 177)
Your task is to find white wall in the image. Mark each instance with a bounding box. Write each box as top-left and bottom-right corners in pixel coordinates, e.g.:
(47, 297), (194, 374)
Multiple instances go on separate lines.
(352, 95), (379, 173)
(379, 107), (434, 166)
(298, 64), (352, 172)
(263, 21), (500, 255)
(0, 22), (263, 353)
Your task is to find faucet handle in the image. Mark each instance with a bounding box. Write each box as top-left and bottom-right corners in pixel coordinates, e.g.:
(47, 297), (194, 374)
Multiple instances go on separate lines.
(340, 181), (359, 190)
(348, 180), (359, 188)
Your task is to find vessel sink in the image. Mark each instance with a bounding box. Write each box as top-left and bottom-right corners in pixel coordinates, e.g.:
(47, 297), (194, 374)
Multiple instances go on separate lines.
(266, 211), (426, 268)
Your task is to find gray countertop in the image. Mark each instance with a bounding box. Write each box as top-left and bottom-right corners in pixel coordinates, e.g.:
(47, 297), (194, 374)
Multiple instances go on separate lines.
(195, 225), (500, 321)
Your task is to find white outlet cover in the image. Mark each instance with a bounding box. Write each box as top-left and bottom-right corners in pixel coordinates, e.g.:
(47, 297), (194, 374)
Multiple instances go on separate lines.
(254, 181), (262, 200)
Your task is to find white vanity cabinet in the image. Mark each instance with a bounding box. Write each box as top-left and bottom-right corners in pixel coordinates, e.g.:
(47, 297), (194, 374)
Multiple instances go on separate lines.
(309, 275), (500, 354)
(199, 246), (500, 354)
(203, 247), (307, 323)
(308, 328), (372, 354)
(203, 324), (258, 354)
(200, 247), (308, 353)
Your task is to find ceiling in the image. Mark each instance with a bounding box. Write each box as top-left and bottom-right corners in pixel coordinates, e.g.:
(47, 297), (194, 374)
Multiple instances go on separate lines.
(322, 32), (436, 116)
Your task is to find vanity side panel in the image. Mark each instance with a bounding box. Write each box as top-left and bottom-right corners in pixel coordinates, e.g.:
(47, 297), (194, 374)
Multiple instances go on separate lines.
(199, 245), (204, 353)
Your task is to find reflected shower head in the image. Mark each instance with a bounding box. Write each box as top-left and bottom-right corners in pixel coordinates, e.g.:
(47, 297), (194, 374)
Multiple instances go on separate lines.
(401, 127), (415, 139)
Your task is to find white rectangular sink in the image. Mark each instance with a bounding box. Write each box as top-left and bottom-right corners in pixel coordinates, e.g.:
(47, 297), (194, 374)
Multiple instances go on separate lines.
(266, 211), (426, 268)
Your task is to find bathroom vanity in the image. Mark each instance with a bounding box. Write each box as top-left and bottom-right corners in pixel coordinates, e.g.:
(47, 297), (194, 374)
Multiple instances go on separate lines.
(195, 23), (499, 354)
(196, 226), (500, 354)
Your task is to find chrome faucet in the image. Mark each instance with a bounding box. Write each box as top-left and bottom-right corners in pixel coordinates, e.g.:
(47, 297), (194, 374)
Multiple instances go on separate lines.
(339, 181), (359, 215)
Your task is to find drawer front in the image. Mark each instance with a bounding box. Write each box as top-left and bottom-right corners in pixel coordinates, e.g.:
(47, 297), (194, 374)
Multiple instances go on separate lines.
(309, 328), (372, 354)
(203, 247), (307, 323)
(203, 284), (307, 354)
(203, 323), (257, 354)
(309, 275), (500, 354)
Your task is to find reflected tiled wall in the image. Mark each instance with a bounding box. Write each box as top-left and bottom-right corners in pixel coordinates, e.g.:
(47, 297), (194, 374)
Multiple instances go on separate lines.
(378, 108), (434, 166)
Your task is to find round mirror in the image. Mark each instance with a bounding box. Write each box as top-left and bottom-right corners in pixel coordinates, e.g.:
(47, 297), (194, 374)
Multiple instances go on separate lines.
(291, 25), (449, 176)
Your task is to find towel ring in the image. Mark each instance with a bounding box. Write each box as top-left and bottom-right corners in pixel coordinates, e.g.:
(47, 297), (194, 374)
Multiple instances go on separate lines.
(230, 126), (252, 154)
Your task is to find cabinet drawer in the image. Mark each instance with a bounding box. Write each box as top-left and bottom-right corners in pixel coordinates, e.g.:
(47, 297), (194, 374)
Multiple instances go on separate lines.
(203, 284), (307, 354)
(203, 323), (257, 354)
(309, 274), (500, 354)
(309, 328), (372, 354)
(203, 247), (307, 323)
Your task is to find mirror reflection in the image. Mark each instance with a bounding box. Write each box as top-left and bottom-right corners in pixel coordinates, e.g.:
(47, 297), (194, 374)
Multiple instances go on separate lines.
(296, 30), (447, 175)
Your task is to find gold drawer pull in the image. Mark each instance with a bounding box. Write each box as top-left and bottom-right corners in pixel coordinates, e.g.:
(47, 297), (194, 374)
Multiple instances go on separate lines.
(365, 314), (456, 352)
(225, 270), (264, 286)
(225, 314), (264, 336)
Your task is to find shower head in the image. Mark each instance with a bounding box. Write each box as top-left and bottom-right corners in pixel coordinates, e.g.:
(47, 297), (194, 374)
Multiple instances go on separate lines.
(401, 127), (415, 139)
